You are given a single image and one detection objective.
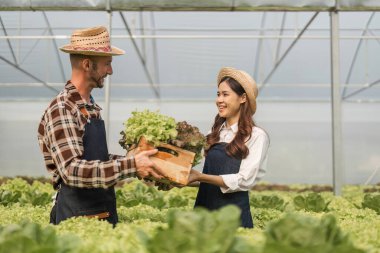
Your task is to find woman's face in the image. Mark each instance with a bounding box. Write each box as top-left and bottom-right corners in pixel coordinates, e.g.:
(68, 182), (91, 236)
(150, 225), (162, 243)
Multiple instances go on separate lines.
(216, 81), (246, 123)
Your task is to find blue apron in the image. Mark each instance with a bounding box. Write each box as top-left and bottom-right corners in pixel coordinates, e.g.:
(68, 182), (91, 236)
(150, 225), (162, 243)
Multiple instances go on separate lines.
(51, 117), (118, 225)
(194, 143), (253, 228)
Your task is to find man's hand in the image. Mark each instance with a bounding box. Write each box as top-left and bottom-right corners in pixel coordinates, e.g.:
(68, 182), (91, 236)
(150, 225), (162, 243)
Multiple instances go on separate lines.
(134, 149), (164, 179)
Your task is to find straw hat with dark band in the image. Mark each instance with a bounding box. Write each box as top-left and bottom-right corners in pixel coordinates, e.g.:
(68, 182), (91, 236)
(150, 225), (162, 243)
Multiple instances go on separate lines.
(217, 67), (258, 115)
(60, 26), (125, 56)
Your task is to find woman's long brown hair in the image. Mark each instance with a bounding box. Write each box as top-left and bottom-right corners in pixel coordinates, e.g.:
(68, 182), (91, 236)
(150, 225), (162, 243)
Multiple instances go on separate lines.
(206, 77), (255, 159)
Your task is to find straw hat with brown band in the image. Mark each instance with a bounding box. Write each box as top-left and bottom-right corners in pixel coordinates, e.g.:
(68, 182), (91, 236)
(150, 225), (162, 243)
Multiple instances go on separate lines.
(217, 67), (258, 115)
(60, 26), (125, 56)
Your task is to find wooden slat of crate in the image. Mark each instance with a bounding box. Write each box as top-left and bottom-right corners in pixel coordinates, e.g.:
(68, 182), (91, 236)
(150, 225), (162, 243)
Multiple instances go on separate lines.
(127, 137), (195, 185)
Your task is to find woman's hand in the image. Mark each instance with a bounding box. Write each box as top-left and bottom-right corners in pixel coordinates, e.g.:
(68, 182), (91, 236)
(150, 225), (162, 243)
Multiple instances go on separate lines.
(187, 169), (202, 184)
(187, 169), (227, 188)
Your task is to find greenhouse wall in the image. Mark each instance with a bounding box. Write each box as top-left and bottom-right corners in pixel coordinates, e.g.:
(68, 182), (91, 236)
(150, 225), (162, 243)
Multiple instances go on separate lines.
(0, 8), (379, 186)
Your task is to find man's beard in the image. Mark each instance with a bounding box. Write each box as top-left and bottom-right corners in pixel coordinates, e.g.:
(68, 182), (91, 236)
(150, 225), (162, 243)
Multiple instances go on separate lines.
(90, 61), (105, 88)
(92, 72), (105, 88)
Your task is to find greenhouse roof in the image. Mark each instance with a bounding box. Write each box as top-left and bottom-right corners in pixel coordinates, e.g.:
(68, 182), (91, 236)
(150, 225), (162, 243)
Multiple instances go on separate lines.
(1, 0), (380, 12)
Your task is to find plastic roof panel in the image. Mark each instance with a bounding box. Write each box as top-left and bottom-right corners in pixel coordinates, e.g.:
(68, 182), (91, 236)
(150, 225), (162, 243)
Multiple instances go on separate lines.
(0, 0), (379, 11)
(0, 11), (378, 102)
(339, 0), (380, 11)
(0, 0), (107, 11)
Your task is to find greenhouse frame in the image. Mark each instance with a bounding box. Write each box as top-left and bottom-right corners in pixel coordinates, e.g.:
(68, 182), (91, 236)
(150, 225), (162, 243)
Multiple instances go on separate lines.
(1, 0), (380, 195)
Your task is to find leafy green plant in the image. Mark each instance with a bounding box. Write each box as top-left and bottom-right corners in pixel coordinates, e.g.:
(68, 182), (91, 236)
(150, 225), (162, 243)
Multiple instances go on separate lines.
(0, 189), (21, 206)
(120, 110), (178, 148)
(360, 193), (380, 215)
(2, 179), (380, 253)
(252, 208), (283, 229)
(250, 195), (288, 211)
(119, 110), (206, 166)
(0, 221), (79, 253)
(263, 213), (366, 253)
(116, 181), (166, 209)
(116, 180), (190, 209)
(118, 205), (168, 222)
(0, 179), (53, 206)
(167, 194), (189, 208)
(293, 192), (331, 212)
(146, 205), (256, 253)
(0, 204), (49, 226)
(171, 121), (206, 166)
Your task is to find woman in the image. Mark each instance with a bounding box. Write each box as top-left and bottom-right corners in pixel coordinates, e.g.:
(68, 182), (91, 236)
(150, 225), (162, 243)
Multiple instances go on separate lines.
(188, 67), (269, 228)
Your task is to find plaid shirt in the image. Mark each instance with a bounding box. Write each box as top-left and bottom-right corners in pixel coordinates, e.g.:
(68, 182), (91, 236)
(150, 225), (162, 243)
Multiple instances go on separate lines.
(38, 81), (136, 189)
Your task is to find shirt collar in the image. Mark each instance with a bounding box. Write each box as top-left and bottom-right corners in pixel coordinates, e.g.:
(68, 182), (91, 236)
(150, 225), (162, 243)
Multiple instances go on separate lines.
(220, 121), (238, 134)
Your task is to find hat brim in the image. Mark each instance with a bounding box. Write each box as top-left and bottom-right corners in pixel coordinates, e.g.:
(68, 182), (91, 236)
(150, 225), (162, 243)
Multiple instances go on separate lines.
(59, 45), (125, 56)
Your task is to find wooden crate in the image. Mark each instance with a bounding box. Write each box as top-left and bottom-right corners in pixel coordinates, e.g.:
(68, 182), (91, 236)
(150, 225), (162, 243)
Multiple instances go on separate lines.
(127, 136), (195, 185)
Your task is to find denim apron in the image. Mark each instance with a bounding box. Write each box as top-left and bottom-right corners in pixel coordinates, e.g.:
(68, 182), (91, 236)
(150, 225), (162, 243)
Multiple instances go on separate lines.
(194, 143), (253, 228)
(51, 117), (118, 225)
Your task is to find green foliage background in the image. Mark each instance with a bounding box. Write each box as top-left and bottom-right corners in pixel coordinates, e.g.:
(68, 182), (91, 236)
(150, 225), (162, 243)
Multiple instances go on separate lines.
(0, 178), (379, 253)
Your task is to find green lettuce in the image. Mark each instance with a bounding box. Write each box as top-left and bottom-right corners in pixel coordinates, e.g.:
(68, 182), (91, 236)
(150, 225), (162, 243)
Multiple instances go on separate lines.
(263, 213), (365, 253)
(116, 180), (189, 209)
(250, 195), (288, 211)
(0, 178), (53, 207)
(360, 193), (380, 215)
(293, 193), (330, 212)
(146, 205), (256, 253)
(0, 222), (79, 253)
(120, 110), (178, 148)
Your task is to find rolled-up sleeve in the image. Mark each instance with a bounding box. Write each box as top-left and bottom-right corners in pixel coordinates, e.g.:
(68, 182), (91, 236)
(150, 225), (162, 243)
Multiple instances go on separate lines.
(220, 130), (269, 193)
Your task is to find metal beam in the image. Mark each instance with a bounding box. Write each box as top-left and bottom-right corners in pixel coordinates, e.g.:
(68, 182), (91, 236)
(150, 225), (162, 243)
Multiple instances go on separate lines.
(343, 77), (380, 99)
(368, 30), (380, 46)
(2, 82), (378, 89)
(140, 12), (147, 60)
(104, 2), (112, 144)
(275, 12), (287, 63)
(254, 12), (266, 83)
(342, 12), (375, 98)
(259, 12), (319, 92)
(3, 26), (380, 33)
(4, 34), (380, 40)
(0, 54), (59, 93)
(119, 11), (160, 99)
(4, 0), (380, 12)
(42, 12), (66, 82)
(20, 28), (48, 65)
(330, 11), (343, 196)
(150, 12), (160, 84)
(0, 15), (18, 64)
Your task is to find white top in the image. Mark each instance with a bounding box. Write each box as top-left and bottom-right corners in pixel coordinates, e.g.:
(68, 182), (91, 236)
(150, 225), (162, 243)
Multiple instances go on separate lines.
(215, 122), (270, 193)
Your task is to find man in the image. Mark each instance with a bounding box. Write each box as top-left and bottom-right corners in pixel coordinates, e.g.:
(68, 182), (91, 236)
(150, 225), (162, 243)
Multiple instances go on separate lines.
(37, 26), (164, 225)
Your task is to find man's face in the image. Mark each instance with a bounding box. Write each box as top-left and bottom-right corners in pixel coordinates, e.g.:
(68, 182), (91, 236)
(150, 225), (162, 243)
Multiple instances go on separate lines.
(89, 56), (113, 88)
